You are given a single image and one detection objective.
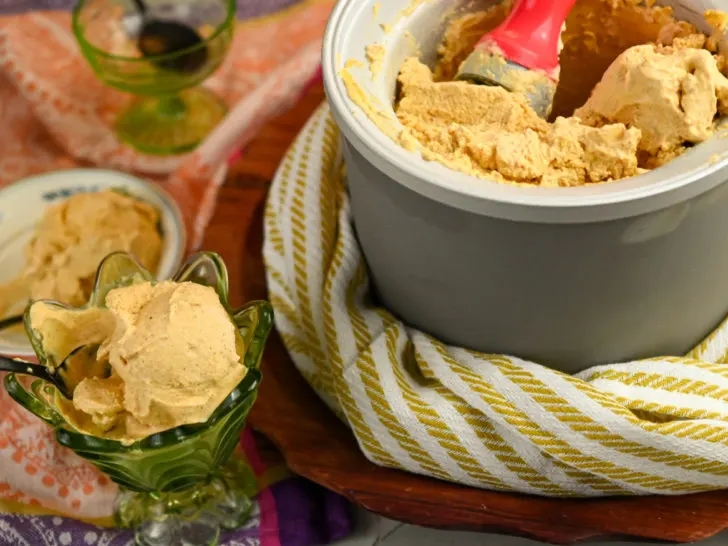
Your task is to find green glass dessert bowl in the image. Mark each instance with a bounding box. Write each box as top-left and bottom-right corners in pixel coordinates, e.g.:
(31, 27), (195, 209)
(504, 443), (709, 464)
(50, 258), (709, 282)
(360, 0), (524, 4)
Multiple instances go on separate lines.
(3, 251), (274, 546)
(72, 0), (235, 155)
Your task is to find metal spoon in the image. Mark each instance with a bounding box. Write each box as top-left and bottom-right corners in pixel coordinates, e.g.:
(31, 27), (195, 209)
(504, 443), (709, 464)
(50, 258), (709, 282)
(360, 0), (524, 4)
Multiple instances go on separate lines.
(0, 355), (73, 399)
(0, 314), (23, 331)
(0, 343), (107, 400)
(131, 0), (209, 73)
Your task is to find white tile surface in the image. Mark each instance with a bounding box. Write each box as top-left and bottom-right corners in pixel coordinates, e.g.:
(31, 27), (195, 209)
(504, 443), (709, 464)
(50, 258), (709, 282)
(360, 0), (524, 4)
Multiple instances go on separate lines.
(335, 508), (728, 546)
(378, 517), (405, 541)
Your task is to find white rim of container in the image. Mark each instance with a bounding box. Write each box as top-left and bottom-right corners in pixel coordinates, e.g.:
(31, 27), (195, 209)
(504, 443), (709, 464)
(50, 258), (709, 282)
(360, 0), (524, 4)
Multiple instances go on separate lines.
(322, 0), (728, 224)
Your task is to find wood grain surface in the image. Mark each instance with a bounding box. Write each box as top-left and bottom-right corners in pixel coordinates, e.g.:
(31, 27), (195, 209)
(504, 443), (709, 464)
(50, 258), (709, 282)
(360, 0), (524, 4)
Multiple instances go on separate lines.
(203, 80), (728, 546)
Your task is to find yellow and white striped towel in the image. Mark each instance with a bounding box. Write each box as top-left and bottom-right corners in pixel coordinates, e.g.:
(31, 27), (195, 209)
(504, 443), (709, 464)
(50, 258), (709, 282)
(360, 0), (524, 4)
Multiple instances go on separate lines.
(263, 103), (728, 497)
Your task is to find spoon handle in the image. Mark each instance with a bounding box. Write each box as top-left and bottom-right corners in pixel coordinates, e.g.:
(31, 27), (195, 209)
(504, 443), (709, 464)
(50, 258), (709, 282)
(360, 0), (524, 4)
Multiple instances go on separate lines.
(0, 356), (56, 383)
(0, 355), (72, 399)
(131, 0), (148, 15)
(0, 315), (23, 331)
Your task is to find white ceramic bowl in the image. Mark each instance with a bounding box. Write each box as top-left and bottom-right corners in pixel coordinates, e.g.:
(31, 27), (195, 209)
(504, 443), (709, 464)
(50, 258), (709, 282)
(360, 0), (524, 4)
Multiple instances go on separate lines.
(0, 168), (185, 358)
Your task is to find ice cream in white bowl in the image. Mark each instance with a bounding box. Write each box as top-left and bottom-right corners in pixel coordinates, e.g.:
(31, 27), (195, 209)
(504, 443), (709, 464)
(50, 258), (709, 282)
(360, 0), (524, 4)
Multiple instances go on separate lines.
(0, 168), (184, 358)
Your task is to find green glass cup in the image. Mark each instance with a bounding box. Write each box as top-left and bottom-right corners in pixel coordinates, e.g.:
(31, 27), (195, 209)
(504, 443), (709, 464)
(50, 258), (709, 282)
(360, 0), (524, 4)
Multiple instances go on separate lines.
(4, 251), (274, 546)
(73, 0), (235, 155)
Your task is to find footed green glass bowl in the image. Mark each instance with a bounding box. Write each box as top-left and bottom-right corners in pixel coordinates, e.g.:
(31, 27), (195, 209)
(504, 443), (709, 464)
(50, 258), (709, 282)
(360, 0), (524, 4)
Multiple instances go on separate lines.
(4, 251), (274, 546)
(73, 0), (236, 155)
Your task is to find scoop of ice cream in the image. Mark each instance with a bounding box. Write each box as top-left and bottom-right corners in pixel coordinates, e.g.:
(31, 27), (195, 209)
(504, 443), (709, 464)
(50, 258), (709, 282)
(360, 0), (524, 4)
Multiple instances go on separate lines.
(95, 280), (244, 436)
(576, 44), (728, 165)
(0, 189), (163, 316)
(394, 57), (642, 186)
(31, 280), (246, 444)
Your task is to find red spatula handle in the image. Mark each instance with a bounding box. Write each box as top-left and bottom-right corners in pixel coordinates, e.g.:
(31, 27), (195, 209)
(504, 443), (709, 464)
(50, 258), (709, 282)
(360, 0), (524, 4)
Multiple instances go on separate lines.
(476, 0), (576, 79)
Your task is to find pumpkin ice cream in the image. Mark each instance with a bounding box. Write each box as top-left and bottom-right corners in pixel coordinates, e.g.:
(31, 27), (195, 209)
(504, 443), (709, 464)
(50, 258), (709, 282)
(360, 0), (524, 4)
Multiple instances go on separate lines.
(29, 280), (245, 444)
(345, 0), (728, 187)
(395, 57), (645, 186)
(0, 189), (162, 316)
(575, 43), (728, 168)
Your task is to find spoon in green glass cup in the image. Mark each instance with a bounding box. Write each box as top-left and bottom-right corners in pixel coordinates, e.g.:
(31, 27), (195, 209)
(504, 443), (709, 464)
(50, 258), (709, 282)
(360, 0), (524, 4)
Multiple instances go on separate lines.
(0, 355), (73, 399)
(0, 345), (104, 400)
(131, 0), (209, 73)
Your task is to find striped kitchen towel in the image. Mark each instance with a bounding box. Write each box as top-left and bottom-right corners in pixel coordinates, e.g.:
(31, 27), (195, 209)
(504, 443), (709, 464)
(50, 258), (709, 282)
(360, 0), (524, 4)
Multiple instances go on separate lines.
(264, 102), (728, 498)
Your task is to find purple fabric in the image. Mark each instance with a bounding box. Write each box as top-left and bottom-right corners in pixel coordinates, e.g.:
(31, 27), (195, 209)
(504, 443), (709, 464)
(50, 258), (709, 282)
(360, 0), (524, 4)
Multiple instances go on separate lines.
(266, 480), (353, 546)
(0, 476), (353, 545)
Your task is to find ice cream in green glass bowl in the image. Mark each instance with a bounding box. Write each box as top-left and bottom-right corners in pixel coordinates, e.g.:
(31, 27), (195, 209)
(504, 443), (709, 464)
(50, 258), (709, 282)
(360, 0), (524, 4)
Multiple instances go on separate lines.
(72, 0), (235, 155)
(3, 251), (274, 546)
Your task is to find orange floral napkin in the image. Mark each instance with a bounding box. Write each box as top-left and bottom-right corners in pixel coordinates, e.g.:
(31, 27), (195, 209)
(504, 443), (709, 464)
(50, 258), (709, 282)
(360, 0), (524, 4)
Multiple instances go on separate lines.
(0, 0), (333, 249)
(0, 0), (334, 523)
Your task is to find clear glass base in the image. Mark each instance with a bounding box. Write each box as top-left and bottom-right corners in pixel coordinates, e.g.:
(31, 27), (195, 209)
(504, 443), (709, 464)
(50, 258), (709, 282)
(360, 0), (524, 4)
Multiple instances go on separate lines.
(115, 87), (227, 156)
(115, 457), (255, 546)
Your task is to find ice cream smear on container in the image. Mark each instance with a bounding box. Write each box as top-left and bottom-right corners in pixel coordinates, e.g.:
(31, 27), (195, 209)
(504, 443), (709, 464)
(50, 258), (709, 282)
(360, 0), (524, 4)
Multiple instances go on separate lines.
(28, 280), (245, 445)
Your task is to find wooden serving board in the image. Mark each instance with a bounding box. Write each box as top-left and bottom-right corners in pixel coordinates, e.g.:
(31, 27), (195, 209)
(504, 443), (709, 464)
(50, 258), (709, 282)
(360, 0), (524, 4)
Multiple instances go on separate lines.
(206, 80), (728, 546)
